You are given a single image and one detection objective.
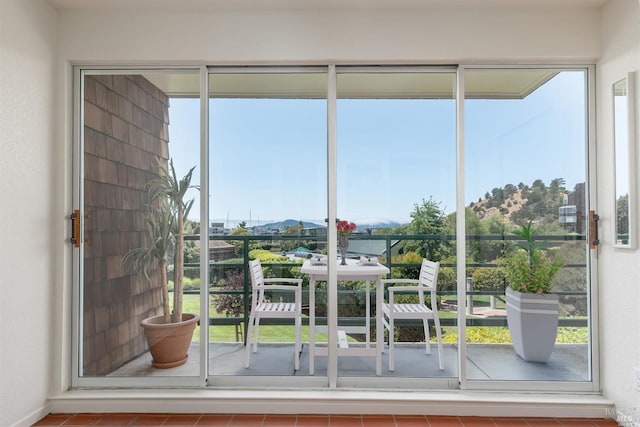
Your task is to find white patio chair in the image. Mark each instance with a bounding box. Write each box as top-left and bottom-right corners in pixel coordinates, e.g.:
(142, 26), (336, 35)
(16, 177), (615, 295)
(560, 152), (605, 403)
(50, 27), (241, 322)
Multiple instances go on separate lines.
(245, 259), (302, 370)
(381, 258), (444, 371)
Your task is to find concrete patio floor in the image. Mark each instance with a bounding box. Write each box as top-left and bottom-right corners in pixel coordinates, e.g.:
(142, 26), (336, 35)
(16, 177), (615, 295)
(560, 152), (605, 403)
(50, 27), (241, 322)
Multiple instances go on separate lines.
(110, 342), (590, 383)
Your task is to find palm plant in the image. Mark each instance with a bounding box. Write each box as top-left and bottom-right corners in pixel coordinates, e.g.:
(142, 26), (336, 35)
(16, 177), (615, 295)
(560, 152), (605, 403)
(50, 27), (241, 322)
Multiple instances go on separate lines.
(123, 159), (197, 324)
(123, 200), (174, 322)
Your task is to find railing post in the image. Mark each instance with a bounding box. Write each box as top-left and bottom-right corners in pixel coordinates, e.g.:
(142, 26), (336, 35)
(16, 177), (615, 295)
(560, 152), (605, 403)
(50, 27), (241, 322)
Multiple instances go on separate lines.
(466, 276), (473, 315)
(385, 236), (391, 269)
(242, 235), (250, 345)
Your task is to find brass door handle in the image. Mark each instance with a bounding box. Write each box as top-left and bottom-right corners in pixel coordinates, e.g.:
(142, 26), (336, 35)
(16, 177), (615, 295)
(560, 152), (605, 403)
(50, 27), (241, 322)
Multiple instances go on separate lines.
(70, 209), (80, 248)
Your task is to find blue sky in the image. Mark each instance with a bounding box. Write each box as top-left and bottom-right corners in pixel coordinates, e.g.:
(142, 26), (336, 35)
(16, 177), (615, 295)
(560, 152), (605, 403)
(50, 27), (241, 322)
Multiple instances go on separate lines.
(168, 71), (586, 227)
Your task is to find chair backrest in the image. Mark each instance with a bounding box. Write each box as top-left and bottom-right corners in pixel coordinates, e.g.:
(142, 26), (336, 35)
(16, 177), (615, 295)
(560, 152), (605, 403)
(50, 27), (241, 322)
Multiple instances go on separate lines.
(248, 259), (266, 303)
(418, 259), (439, 305)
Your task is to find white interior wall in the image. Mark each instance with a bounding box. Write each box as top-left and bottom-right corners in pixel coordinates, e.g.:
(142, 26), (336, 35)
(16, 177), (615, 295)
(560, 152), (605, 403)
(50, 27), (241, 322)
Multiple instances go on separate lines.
(54, 0), (602, 390)
(597, 0), (640, 417)
(57, 6), (600, 64)
(13, 0), (632, 421)
(0, 1), (58, 426)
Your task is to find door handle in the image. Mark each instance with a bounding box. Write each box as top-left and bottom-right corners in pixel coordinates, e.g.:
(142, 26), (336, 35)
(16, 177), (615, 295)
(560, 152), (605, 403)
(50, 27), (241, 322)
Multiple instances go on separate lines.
(589, 210), (599, 249)
(70, 209), (81, 248)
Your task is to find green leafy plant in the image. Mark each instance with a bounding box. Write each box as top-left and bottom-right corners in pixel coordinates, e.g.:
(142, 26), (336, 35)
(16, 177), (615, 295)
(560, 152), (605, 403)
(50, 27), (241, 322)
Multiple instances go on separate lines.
(214, 270), (245, 318)
(498, 221), (563, 294)
(122, 159), (197, 323)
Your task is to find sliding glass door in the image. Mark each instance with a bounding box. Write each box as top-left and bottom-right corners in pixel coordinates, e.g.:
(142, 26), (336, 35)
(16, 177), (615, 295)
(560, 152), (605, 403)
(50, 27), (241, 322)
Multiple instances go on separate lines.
(207, 70), (328, 386)
(334, 69), (457, 386)
(76, 69), (202, 385)
(73, 65), (596, 391)
(462, 68), (594, 389)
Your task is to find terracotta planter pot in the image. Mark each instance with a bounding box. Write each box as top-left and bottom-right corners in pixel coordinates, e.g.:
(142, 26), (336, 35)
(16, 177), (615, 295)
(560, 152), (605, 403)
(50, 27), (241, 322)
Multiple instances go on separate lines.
(506, 287), (559, 363)
(141, 313), (199, 368)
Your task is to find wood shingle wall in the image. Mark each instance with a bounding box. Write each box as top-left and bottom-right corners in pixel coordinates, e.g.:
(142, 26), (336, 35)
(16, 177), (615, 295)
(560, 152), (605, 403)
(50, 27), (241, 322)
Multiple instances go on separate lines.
(82, 75), (169, 376)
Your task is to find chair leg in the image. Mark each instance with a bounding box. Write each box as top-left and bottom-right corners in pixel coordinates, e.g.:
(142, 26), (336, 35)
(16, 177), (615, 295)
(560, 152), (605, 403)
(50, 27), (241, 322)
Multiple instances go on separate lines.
(253, 317), (261, 353)
(423, 318), (432, 355)
(434, 315), (444, 370)
(294, 315), (301, 371)
(245, 312), (256, 368)
(389, 316), (395, 372)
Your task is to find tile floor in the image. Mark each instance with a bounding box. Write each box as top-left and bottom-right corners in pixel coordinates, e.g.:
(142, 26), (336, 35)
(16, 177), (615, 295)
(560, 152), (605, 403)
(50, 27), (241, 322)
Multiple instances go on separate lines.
(33, 413), (621, 426)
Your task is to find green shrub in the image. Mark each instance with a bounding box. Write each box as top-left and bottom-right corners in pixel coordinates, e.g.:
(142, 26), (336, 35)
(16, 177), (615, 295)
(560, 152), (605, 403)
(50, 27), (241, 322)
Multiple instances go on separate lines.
(443, 326), (588, 344)
(213, 270), (245, 318)
(390, 252), (422, 279)
(249, 249), (289, 262)
(471, 267), (506, 292)
(183, 277), (200, 291)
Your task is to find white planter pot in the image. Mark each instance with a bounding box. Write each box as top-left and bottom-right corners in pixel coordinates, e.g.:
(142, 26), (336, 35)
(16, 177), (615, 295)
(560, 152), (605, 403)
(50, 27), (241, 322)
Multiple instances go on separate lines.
(505, 287), (559, 363)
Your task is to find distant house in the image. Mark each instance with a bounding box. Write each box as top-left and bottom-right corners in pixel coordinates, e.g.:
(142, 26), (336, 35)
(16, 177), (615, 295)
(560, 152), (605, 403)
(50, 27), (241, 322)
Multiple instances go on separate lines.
(347, 239), (401, 259)
(210, 222), (225, 235)
(291, 247), (312, 258)
(209, 240), (236, 261)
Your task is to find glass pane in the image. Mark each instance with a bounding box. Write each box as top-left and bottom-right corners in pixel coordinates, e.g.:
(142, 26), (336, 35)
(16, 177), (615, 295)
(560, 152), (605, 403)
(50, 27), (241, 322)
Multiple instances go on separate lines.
(464, 69), (590, 382)
(336, 72), (457, 379)
(81, 71), (201, 378)
(208, 72), (328, 379)
(613, 77), (633, 246)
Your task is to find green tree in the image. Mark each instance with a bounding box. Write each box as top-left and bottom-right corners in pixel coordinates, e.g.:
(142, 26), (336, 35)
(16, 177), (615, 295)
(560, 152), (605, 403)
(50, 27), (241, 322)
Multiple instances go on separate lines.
(232, 221), (249, 234)
(281, 220), (306, 252)
(616, 193), (629, 243)
(503, 183), (516, 198)
(183, 219), (200, 279)
(511, 178), (566, 226)
(478, 212), (509, 263)
(465, 208), (484, 261)
(229, 222), (250, 255)
(404, 197), (450, 260)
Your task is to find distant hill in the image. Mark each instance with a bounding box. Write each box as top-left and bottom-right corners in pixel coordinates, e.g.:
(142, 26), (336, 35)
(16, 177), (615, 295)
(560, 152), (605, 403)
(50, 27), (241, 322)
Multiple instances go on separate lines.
(469, 188), (527, 221)
(254, 218), (404, 232)
(468, 178), (579, 225)
(256, 219), (325, 230)
(354, 219), (403, 229)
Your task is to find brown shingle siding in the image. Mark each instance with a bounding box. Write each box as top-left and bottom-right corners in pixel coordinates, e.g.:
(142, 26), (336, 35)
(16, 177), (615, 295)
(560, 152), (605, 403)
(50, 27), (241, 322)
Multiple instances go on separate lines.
(83, 74), (169, 376)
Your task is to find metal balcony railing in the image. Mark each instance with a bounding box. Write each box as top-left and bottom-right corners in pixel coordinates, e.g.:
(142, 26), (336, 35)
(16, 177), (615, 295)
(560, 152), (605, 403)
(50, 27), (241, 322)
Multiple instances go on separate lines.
(182, 233), (589, 338)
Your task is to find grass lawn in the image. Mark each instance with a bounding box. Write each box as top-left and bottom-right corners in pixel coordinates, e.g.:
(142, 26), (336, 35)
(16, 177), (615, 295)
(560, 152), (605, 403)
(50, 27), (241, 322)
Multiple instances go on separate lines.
(177, 294), (329, 343)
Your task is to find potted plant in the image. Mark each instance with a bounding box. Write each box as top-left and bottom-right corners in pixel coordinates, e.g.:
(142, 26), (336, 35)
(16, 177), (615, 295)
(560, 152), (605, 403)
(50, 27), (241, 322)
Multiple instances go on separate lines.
(498, 221), (563, 362)
(123, 159), (199, 368)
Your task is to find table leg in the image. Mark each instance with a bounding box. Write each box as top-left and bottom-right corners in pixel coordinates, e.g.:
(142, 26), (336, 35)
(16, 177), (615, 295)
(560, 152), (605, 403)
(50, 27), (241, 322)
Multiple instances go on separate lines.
(376, 277), (382, 376)
(365, 280), (370, 348)
(309, 277), (316, 375)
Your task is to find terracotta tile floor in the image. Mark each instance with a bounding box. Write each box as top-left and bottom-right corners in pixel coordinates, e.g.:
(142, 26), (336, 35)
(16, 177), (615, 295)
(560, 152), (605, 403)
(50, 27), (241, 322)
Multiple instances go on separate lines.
(32, 413), (621, 426)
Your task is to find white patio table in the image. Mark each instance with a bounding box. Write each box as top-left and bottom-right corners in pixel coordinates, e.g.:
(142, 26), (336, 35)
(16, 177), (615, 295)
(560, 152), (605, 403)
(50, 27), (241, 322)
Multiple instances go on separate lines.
(301, 258), (390, 376)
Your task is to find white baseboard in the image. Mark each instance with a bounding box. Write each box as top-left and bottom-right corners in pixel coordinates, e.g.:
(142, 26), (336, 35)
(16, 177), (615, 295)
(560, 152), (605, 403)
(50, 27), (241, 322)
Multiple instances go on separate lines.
(47, 389), (614, 418)
(10, 404), (50, 427)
